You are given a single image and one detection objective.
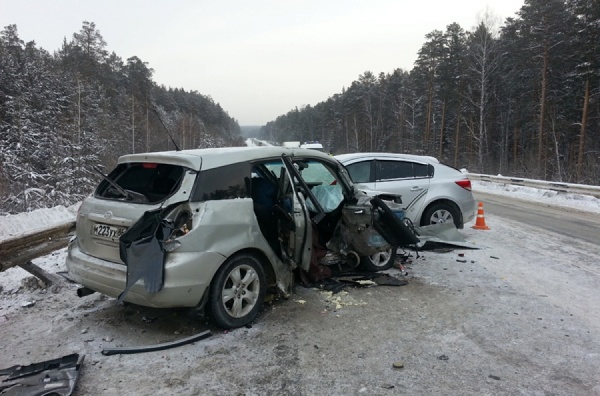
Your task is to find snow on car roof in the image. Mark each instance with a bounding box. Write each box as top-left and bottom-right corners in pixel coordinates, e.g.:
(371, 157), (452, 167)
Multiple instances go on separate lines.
(335, 152), (440, 164)
(119, 146), (334, 171)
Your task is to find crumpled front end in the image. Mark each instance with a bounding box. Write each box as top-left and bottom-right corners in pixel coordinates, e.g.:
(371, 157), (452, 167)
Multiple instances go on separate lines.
(326, 193), (419, 258)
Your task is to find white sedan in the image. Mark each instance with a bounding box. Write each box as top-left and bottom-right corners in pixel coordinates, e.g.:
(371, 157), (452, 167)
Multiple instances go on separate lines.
(335, 153), (476, 229)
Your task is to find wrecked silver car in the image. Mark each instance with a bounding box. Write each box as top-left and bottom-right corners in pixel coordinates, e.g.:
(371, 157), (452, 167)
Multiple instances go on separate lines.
(66, 147), (418, 328)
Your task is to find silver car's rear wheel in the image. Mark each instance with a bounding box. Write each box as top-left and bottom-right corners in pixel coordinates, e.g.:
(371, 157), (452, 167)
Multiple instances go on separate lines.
(209, 254), (266, 329)
(422, 202), (461, 228)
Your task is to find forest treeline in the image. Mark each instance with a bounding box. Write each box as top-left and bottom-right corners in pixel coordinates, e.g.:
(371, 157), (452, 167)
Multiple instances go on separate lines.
(2, 0), (599, 215)
(260, 0), (600, 185)
(0, 22), (243, 214)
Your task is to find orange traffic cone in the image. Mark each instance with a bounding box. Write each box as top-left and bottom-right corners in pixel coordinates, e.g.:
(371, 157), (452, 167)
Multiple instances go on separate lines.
(471, 202), (490, 230)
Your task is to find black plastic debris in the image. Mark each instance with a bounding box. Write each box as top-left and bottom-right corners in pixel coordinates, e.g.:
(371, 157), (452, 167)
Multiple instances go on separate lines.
(318, 279), (347, 294)
(101, 330), (212, 356)
(314, 272), (410, 290)
(0, 353), (84, 396)
(372, 274), (408, 286)
(432, 248), (454, 253)
(56, 272), (76, 283)
(370, 196), (420, 247)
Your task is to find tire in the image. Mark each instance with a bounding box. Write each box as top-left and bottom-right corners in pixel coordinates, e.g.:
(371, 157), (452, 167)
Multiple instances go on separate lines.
(421, 202), (460, 228)
(208, 253), (266, 329)
(360, 248), (397, 272)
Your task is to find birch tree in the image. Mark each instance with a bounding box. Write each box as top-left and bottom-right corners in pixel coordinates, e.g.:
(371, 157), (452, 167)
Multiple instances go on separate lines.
(465, 22), (501, 173)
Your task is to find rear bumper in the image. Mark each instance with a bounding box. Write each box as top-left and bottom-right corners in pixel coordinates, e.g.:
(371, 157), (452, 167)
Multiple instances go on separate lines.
(65, 240), (225, 308)
(460, 199), (477, 225)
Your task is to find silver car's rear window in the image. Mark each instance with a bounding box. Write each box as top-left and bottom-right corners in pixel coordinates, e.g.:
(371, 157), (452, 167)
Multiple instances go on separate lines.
(96, 163), (185, 204)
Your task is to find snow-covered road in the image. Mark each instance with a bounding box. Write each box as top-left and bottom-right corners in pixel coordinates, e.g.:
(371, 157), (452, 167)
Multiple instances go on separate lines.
(1, 181), (600, 394)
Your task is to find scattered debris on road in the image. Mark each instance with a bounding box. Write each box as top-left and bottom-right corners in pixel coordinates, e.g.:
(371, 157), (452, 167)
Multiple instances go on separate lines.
(0, 353), (84, 396)
(101, 330), (212, 356)
(19, 300), (35, 308)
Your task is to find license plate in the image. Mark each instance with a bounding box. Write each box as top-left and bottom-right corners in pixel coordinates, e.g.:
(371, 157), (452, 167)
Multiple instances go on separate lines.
(92, 223), (126, 240)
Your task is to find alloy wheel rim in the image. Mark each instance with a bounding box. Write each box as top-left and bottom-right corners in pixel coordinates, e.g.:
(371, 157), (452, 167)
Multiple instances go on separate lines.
(431, 209), (453, 224)
(221, 264), (260, 318)
(370, 250), (391, 267)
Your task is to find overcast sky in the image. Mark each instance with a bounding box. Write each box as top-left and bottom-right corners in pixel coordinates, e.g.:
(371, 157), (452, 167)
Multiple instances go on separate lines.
(1, 0), (524, 126)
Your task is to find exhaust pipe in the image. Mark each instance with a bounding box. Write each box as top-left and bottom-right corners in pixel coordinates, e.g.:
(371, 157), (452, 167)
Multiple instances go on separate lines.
(345, 251), (361, 268)
(77, 287), (96, 298)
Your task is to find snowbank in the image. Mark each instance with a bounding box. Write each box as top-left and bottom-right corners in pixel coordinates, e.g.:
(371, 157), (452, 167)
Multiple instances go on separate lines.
(0, 204), (79, 242)
(472, 181), (600, 214)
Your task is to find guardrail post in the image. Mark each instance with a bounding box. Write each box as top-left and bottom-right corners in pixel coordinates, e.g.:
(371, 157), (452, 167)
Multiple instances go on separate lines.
(18, 261), (67, 288)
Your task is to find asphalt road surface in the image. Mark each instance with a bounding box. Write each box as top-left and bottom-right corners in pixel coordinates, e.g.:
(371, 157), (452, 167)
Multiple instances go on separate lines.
(2, 194), (600, 395)
(474, 191), (600, 246)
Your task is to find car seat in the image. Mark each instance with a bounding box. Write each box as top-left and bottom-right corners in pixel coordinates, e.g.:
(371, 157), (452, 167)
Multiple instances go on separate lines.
(251, 177), (279, 253)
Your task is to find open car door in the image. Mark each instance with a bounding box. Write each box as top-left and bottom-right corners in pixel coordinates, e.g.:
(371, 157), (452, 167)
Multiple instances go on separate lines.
(279, 154), (419, 272)
(275, 155), (315, 272)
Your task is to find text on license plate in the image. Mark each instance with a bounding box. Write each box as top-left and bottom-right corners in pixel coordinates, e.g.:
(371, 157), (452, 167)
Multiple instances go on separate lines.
(93, 223), (126, 239)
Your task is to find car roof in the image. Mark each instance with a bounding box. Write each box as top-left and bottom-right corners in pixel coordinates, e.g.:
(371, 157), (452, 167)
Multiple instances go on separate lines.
(335, 152), (439, 164)
(301, 143), (324, 149)
(119, 146), (335, 171)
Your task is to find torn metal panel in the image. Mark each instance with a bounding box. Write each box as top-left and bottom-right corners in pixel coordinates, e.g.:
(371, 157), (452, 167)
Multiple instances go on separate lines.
(117, 203), (182, 303)
(326, 196), (419, 257)
(414, 222), (480, 250)
(326, 198), (395, 257)
(0, 353), (84, 396)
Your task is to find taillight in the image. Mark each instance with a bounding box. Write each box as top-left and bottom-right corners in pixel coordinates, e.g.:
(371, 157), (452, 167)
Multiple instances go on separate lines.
(171, 211), (192, 238)
(455, 179), (472, 191)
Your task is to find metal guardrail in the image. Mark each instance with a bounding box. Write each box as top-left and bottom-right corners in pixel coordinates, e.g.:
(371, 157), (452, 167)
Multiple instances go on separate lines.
(0, 221), (76, 273)
(467, 174), (600, 199)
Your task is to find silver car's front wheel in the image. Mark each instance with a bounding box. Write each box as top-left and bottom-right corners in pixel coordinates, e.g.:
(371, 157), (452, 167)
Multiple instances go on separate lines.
(360, 248), (397, 272)
(209, 254), (266, 329)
